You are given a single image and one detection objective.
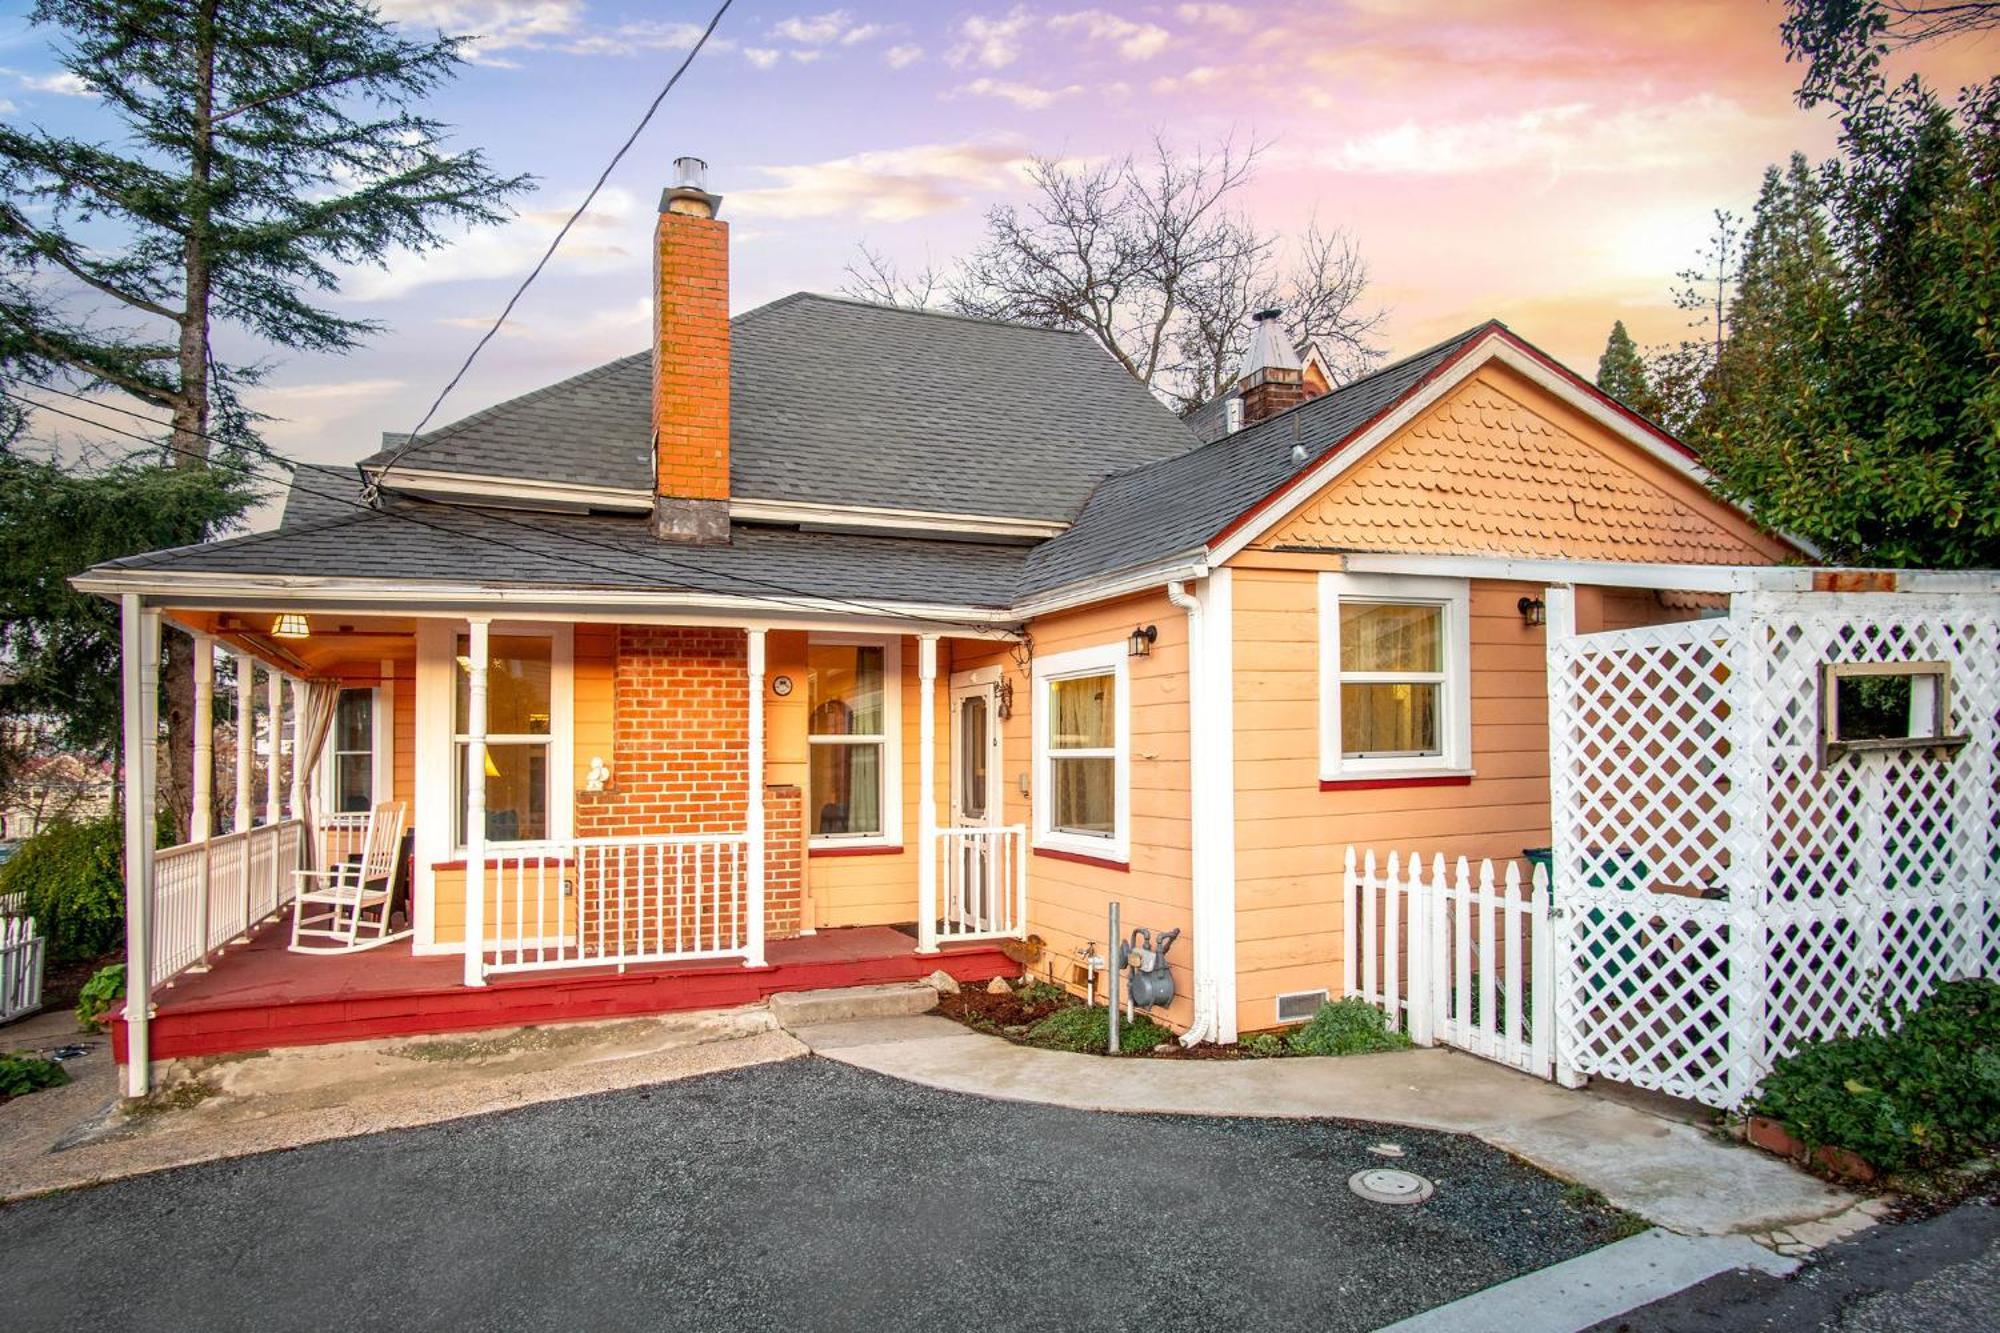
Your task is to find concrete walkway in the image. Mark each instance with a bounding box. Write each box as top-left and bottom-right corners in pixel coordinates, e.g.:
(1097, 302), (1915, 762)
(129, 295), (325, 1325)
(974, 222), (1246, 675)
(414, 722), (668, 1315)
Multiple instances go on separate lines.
(792, 1014), (1859, 1239)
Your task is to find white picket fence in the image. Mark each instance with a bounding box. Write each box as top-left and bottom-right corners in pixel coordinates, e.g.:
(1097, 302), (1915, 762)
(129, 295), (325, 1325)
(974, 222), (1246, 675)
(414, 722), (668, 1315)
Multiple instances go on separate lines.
(2, 915), (46, 1024)
(1343, 847), (1554, 1079)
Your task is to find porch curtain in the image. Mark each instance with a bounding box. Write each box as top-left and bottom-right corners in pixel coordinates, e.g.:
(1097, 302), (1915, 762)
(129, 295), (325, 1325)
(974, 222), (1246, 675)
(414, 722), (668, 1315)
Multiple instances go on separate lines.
(293, 678), (343, 869)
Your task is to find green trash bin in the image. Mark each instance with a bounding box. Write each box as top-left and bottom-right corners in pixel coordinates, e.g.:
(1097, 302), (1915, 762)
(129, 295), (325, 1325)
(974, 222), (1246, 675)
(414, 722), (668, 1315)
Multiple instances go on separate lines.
(1525, 845), (1648, 1001)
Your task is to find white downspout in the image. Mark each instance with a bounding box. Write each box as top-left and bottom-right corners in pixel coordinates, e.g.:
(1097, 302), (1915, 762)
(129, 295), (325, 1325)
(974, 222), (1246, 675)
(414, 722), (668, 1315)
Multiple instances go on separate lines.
(1167, 579), (1218, 1047)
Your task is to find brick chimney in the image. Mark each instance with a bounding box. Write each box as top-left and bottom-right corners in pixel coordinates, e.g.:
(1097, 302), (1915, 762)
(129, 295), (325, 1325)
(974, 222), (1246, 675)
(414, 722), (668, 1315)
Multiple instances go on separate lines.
(1236, 308), (1305, 427)
(650, 156), (730, 544)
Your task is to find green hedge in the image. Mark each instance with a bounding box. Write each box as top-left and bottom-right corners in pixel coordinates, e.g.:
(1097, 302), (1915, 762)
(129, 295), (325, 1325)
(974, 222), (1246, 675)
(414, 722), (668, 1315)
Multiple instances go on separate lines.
(1755, 979), (2000, 1173)
(0, 817), (124, 964)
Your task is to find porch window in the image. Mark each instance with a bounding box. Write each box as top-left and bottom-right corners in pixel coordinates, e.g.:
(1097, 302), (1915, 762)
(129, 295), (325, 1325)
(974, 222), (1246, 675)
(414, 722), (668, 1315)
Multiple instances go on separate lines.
(1319, 573), (1470, 780)
(454, 633), (552, 845)
(1032, 642), (1129, 862)
(330, 689), (376, 813)
(808, 640), (898, 844)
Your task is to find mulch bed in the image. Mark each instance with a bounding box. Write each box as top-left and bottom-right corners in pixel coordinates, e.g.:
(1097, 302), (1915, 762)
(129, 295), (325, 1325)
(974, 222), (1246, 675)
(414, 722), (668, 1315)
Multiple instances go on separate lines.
(39, 950), (119, 1017)
(934, 982), (1254, 1059)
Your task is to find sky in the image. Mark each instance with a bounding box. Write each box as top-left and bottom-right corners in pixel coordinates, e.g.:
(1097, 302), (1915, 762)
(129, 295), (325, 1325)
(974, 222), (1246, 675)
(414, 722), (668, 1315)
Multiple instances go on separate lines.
(1, 0), (1993, 521)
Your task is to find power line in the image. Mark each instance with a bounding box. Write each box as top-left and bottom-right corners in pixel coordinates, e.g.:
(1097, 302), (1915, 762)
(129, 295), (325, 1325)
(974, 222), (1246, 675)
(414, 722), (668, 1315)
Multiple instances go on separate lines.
(11, 384), (1015, 635)
(368, 0), (735, 497)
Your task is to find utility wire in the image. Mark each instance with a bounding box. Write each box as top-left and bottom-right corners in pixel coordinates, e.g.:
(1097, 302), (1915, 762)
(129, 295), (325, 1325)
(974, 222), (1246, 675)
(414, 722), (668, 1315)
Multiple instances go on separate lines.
(12, 384), (1015, 635)
(367, 0), (735, 498)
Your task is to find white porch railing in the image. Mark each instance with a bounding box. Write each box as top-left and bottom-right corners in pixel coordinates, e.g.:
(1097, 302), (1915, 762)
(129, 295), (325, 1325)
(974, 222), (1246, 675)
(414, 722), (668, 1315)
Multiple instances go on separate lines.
(932, 824), (1028, 945)
(2, 915), (46, 1023)
(479, 832), (754, 975)
(152, 819), (305, 983)
(1344, 847), (1554, 1080)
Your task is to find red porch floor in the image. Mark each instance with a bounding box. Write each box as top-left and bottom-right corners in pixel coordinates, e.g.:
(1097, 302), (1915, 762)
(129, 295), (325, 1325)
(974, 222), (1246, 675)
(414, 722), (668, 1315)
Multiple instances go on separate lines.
(115, 922), (1013, 1063)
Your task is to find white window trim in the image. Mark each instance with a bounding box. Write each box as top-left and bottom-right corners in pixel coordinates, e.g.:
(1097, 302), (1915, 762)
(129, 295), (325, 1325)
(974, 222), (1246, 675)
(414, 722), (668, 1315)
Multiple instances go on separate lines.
(317, 680), (394, 816)
(1318, 573), (1471, 782)
(1031, 640), (1131, 863)
(806, 633), (903, 850)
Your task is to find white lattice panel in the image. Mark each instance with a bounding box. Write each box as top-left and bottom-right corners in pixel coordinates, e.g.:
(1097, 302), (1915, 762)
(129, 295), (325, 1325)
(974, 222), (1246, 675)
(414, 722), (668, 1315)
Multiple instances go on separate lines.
(1548, 589), (2000, 1109)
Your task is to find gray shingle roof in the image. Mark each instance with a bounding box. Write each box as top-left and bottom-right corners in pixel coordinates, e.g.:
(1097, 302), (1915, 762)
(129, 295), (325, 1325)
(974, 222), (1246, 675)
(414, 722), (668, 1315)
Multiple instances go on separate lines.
(99, 320), (1506, 613)
(361, 293), (1202, 522)
(108, 494), (1029, 609)
(1019, 324), (1494, 595)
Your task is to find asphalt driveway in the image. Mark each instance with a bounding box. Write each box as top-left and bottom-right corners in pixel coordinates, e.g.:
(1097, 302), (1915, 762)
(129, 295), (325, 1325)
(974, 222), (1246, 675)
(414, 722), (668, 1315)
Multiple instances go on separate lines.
(0, 1056), (1629, 1331)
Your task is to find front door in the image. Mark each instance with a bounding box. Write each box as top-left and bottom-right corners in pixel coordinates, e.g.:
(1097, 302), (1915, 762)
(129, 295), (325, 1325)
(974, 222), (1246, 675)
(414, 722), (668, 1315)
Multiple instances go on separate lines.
(946, 673), (1003, 932)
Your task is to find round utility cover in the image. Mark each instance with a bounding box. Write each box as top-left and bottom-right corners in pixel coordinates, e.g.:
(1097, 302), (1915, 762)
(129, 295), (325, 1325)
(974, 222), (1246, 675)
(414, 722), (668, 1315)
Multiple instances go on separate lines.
(1349, 1168), (1435, 1205)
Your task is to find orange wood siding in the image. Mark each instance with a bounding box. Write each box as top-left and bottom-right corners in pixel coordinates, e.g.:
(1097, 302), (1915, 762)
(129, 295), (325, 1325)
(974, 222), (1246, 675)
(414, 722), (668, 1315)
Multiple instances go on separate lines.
(1258, 363), (1795, 565)
(1016, 592), (1196, 1033)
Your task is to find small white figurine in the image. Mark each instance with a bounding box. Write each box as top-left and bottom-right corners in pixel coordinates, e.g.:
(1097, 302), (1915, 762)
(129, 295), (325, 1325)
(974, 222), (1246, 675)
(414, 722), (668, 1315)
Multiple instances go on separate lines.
(585, 756), (611, 792)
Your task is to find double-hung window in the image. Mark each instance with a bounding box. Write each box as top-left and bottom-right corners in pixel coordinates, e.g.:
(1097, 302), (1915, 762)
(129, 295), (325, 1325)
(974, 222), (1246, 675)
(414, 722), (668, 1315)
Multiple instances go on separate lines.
(454, 633), (553, 845)
(1319, 574), (1470, 781)
(1032, 642), (1129, 862)
(807, 639), (899, 846)
(329, 688), (378, 813)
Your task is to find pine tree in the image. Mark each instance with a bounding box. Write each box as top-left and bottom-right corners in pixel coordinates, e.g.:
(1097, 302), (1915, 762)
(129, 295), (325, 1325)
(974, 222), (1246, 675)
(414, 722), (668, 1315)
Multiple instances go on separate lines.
(1594, 321), (1662, 420)
(0, 0), (529, 834)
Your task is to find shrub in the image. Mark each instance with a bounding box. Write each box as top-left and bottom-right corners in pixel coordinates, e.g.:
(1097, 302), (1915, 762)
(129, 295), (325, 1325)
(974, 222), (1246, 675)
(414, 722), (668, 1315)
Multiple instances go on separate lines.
(76, 962), (127, 1031)
(0, 1052), (70, 1100)
(1286, 998), (1414, 1057)
(1755, 978), (2000, 1173)
(1025, 1004), (1173, 1054)
(0, 818), (123, 964)
(1238, 1032), (1288, 1058)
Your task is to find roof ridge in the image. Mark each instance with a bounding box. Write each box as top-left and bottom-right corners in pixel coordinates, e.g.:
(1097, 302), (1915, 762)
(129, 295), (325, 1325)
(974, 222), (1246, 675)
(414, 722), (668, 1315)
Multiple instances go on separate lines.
(781, 290), (1091, 337)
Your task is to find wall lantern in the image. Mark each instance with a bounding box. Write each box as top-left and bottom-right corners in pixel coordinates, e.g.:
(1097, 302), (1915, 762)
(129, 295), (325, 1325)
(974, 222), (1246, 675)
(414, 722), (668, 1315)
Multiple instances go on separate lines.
(1517, 597), (1546, 628)
(1128, 624), (1157, 658)
(272, 613), (311, 639)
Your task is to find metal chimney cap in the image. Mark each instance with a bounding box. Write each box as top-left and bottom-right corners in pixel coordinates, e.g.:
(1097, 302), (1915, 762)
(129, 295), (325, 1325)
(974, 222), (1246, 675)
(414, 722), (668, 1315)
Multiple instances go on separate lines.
(1253, 307), (1284, 323)
(661, 155), (723, 219)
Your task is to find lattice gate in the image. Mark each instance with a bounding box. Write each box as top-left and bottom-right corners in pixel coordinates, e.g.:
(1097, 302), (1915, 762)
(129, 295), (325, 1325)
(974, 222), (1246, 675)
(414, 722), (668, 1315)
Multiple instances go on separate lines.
(1546, 587), (2000, 1109)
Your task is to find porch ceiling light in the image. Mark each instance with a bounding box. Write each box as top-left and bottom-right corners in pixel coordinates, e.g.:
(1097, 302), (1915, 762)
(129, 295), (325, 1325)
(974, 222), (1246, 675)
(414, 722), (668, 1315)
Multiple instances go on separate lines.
(272, 613), (311, 639)
(1128, 624), (1157, 658)
(1517, 597), (1546, 628)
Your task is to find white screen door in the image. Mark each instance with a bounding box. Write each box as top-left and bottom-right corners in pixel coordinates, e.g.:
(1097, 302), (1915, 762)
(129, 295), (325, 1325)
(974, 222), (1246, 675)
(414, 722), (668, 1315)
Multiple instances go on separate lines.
(946, 677), (1003, 931)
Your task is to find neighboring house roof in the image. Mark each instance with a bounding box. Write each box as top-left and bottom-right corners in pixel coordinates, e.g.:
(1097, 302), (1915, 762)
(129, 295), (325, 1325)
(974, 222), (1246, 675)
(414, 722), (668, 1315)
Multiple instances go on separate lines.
(1020, 325), (1492, 595)
(359, 293), (1203, 524)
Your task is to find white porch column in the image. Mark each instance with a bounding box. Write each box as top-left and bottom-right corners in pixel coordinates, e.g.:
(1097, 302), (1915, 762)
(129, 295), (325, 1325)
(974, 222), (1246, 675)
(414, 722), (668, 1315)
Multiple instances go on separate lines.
(1541, 583), (1586, 1089)
(461, 619), (490, 987)
(119, 594), (160, 1098)
(191, 634), (214, 842)
(264, 669), (282, 825)
(191, 634), (215, 970)
(744, 629), (767, 968)
(288, 675), (307, 823)
(916, 633), (940, 955)
(233, 651), (254, 833)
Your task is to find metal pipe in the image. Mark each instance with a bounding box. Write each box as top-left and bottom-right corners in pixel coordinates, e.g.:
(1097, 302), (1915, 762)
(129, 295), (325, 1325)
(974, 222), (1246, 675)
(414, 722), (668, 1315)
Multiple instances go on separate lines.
(1107, 900), (1121, 1055)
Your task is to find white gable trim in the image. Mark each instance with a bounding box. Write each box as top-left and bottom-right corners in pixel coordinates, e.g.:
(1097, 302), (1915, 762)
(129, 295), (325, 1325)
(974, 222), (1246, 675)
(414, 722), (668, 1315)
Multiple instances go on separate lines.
(1208, 333), (1734, 567)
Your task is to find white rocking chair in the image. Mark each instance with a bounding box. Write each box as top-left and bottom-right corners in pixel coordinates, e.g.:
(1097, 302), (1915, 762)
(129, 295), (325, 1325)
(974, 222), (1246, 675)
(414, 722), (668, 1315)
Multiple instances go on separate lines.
(289, 800), (409, 954)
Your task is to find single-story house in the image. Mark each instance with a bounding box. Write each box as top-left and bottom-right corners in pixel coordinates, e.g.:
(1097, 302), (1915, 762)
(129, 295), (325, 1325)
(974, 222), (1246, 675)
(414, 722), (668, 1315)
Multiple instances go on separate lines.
(81, 159), (1821, 1096)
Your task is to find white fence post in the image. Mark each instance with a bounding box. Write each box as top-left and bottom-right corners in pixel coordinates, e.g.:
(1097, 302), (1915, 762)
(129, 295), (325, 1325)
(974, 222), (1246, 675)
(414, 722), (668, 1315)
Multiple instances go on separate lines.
(1, 916), (46, 1023)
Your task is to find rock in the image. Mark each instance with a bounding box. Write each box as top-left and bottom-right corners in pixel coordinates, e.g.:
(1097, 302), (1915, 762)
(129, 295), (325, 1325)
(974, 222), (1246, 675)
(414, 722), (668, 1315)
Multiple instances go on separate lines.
(1154, 1043), (1177, 1054)
(925, 970), (961, 995)
(1367, 1143), (1406, 1159)
(1004, 1024), (1029, 1034)
(985, 976), (1013, 995)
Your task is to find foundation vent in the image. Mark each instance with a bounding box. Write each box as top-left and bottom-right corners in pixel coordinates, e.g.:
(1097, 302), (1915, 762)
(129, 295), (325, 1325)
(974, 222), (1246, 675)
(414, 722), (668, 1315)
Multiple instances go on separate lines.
(1275, 989), (1329, 1024)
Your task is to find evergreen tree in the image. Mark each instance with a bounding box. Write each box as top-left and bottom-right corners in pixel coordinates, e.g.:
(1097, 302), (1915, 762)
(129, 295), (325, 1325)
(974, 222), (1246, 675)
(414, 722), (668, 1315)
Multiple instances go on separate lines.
(0, 0), (528, 833)
(1678, 8), (2000, 567)
(1594, 320), (1662, 420)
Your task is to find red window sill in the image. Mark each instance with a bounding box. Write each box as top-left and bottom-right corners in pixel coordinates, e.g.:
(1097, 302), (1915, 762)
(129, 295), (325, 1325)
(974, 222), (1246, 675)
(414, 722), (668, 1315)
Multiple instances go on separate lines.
(1033, 846), (1130, 873)
(1319, 774), (1474, 792)
(808, 844), (905, 858)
